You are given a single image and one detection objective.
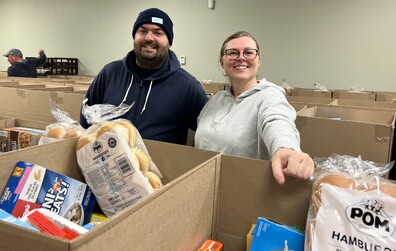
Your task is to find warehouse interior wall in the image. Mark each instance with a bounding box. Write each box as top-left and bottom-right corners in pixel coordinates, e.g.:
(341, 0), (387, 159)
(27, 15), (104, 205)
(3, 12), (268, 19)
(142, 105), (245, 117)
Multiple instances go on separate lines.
(0, 0), (395, 91)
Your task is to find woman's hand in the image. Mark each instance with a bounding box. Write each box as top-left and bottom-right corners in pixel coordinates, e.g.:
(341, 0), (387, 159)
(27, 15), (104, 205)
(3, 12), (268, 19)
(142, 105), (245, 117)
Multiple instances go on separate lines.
(271, 148), (314, 185)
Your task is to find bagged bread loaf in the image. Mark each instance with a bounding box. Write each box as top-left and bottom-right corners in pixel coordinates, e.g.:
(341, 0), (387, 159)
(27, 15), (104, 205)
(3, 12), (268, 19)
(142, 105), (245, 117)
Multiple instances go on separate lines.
(76, 119), (162, 217)
(305, 155), (396, 250)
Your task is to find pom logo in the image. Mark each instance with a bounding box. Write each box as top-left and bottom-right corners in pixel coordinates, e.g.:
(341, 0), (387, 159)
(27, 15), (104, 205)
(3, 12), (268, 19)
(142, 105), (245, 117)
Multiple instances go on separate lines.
(346, 198), (394, 237)
(92, 141), (102, 153)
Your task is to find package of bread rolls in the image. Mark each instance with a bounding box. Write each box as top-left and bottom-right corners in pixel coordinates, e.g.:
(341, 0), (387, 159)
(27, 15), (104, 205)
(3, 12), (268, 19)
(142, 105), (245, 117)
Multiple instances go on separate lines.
(305, 155), (396, 250)
(39, 122), (84, 145)
(76, 119), (163, 217)
(39, 98), (85, 144)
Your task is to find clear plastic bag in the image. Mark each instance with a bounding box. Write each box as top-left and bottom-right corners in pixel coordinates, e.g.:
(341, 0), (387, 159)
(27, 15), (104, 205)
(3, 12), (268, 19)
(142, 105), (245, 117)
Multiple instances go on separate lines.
(313, 82), (328, 92)
(78, 99), (163, 217)
(305, 155), (396, 250)
(38, 99), (85, 145)
(81, 98), (134, 125)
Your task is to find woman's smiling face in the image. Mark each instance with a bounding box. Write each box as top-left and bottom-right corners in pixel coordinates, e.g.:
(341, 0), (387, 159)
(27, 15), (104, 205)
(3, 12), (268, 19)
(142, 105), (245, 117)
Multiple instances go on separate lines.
(220, 36), (260, 82)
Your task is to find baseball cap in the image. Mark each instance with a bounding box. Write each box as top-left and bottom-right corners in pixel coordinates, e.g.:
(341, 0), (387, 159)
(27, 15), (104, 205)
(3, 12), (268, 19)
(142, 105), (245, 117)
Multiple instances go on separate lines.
(3, 48), (23, 57)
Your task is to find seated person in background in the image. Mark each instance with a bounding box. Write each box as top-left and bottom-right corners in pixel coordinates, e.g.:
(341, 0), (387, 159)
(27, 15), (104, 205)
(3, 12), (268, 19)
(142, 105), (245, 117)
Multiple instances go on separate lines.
(3, 48), (46, 78)
(194, 31), (314, 185)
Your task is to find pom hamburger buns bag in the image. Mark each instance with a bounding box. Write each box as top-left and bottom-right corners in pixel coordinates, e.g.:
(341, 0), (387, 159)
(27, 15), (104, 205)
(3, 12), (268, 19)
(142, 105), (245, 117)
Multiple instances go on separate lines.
(305, 155), (396, 250)
(76, 119), (163, 217)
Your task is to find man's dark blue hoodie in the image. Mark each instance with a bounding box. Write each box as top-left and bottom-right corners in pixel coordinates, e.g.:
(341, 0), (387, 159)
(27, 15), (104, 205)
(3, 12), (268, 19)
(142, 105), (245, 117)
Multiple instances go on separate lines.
(7, 51), (46, 78)
(80, 50), (208, 145)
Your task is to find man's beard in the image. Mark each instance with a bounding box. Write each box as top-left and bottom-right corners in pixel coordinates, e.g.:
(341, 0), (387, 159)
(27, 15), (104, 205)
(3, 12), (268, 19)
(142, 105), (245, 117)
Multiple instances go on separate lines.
(135, 43), (167, 69)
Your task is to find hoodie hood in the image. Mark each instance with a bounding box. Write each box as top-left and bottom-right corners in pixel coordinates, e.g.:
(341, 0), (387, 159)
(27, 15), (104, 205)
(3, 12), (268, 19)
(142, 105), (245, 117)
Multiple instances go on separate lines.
(226, 78), (286, 101)
(122, 49), (181, 81)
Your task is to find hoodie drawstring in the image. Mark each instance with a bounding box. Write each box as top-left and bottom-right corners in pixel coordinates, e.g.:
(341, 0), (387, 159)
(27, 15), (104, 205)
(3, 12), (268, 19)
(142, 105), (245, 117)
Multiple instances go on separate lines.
(141, 80), (152, 114)
(121, 75), (134, 104)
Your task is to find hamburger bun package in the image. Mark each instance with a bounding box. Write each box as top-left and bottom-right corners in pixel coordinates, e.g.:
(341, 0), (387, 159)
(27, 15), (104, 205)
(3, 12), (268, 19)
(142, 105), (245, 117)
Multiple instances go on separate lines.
(76, 119), (163, 217)
(305, 154), (396, 250)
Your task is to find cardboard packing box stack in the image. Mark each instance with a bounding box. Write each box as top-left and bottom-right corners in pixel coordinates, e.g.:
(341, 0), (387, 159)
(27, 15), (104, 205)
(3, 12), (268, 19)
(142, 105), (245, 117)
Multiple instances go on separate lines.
(0, 138), (312, 251)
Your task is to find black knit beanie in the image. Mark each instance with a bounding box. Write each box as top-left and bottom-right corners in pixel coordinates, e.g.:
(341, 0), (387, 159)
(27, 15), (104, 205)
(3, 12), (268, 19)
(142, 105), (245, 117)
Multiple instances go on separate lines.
(132, 8), (174, 46)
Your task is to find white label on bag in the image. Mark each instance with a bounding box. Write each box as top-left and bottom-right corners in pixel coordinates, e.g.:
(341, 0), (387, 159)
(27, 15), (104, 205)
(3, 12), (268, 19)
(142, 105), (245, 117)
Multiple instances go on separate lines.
(314, 184), (396, 250)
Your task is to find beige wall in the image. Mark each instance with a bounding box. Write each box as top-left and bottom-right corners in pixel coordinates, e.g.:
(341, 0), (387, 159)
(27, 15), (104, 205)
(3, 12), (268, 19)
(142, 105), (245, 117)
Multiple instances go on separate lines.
(1, 0), (395, 91)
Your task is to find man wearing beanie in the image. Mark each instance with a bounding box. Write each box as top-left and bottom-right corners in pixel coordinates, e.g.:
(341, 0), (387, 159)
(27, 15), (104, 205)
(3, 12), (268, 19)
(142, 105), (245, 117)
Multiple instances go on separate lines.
(80, 8), (208, 145)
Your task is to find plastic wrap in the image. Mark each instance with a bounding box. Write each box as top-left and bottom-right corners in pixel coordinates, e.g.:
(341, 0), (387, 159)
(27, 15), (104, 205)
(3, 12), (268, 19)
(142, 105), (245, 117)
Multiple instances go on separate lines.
(305, 155), (396, 250)
(76, 118), (163, 217)
(38, 99), (85, 145)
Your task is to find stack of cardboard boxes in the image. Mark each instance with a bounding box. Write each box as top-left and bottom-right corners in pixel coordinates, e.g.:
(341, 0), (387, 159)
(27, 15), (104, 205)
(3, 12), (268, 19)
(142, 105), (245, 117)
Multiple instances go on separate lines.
(0, 81), (396, 250)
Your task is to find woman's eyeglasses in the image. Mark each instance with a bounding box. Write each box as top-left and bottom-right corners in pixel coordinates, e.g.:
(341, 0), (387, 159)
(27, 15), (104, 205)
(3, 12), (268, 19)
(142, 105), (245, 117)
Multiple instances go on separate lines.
(223, 49), (259, 61)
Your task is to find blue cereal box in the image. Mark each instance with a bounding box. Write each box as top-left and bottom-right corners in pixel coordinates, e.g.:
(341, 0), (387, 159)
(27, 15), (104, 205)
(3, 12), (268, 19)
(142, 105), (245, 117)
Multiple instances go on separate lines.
(250, 217), (304, 251)
(0, 161), (96, 225)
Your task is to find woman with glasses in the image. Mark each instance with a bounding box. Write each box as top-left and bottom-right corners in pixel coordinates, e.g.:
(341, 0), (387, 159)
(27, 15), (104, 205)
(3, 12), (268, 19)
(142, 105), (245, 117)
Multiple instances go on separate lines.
(194, 31), (314, 185)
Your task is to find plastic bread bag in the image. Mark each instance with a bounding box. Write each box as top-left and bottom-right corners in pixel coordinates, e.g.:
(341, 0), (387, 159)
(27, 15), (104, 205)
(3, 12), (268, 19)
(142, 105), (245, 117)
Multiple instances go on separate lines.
(77, 101), (163, 217)
(313, 82), (328, 92)
(39, 99), (85, 145)
(305, 154), (396, 250)
(349, 85), (366, 93)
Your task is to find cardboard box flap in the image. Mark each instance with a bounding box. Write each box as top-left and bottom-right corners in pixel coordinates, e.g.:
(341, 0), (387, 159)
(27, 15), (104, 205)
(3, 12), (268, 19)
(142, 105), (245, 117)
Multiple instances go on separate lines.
(289, 102), (307, 112)
(298, 106), (396, 125)
(287, 95), (335, 105)
(214, 155), (312, 251)
(332, 90), (376, 100)
(71, 157), (218, 251)
(330, 99), (396, 110)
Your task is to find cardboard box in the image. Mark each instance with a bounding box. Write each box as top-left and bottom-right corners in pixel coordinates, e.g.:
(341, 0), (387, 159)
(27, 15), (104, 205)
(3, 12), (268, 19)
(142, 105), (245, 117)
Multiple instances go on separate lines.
(56, 91), (86, 122)
(332, 90), (376, 100)
(376, 91), (396, 103)
(287, 96), (335, 107)
(200, 83), (226, 96)
(0, 139), (313, 251)
(330, 99), (396, 110)
(296, 106), (396, 163)
(0, 117), (15, 128)
(289, 102), (307, 113)
(212, 155), (311, 250)
(0, 139), (220, 250)
(290, 88), (332, 99)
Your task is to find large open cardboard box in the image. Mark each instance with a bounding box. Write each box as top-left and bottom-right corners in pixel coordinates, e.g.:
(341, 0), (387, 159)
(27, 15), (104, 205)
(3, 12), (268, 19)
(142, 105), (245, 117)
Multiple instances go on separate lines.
(296, 106), (396, 163)
(0, 139), (312, 251)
